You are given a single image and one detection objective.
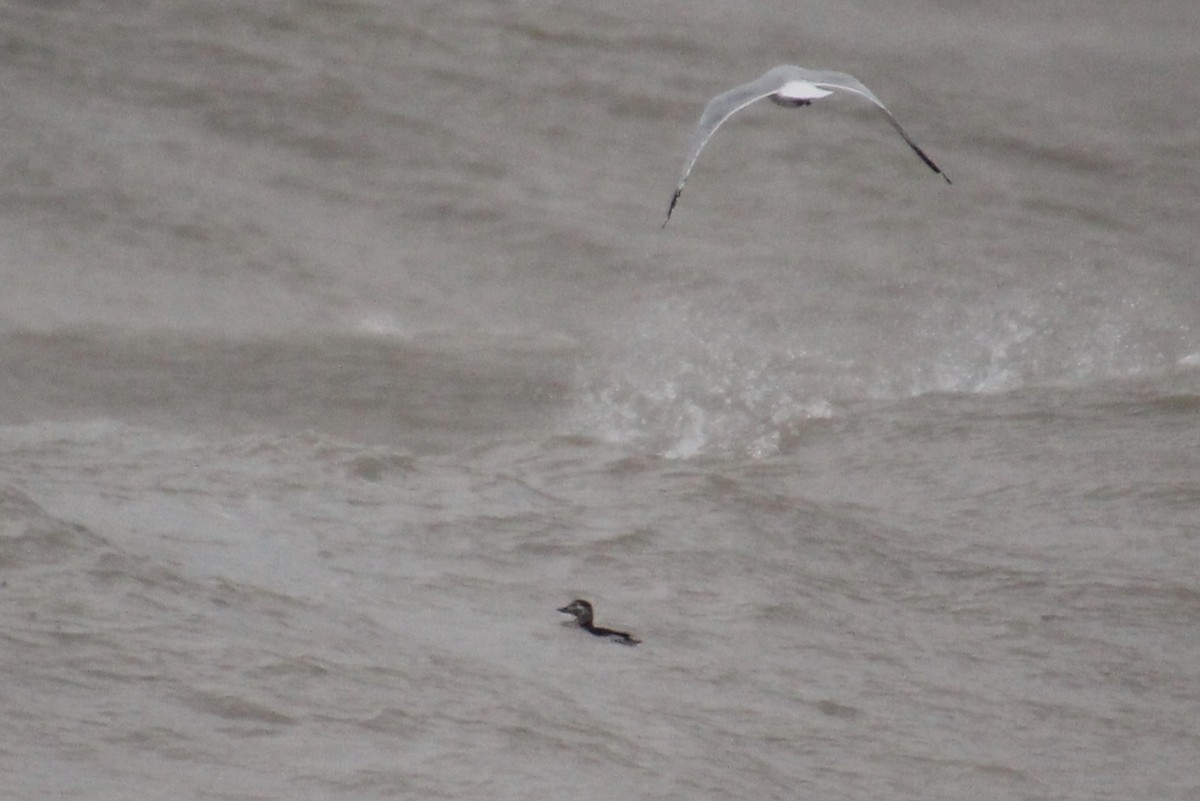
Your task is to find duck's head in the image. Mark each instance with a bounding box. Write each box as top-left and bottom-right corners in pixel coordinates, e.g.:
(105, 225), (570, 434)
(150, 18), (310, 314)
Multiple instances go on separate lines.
(557, 599), (594, 626)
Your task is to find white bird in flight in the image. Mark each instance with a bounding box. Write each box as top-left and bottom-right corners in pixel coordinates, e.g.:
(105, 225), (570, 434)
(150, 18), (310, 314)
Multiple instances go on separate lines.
(664, 65), (950, 225)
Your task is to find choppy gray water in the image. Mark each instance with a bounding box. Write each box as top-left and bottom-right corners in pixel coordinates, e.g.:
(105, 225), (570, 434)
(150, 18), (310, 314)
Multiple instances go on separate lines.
(2, 1), (1198, 799)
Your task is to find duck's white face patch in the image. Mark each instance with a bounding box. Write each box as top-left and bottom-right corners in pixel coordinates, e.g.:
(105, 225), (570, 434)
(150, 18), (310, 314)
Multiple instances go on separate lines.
(559, 600), (593, 625)
(776, 80), (833, 102)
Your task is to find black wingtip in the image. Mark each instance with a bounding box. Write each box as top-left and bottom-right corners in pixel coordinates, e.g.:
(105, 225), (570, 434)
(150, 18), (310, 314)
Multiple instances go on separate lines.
(662, 189), (682, 228)
(910, 141), (951, 185)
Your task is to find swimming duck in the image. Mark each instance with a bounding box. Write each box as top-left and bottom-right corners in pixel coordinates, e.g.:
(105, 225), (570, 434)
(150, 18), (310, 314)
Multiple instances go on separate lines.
(558, 599), (640, 646)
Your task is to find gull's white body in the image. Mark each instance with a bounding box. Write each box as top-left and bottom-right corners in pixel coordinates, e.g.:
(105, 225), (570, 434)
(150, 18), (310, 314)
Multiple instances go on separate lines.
(774, 80), (833, 105)
(664, 65), (950, 224)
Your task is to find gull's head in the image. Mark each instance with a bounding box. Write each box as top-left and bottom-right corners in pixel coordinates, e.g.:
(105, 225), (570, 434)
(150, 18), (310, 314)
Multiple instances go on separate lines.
(770, 80), (833, 108)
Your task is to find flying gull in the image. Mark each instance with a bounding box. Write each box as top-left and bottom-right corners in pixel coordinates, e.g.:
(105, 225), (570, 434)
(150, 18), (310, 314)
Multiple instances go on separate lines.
(664, 65), (950, 225)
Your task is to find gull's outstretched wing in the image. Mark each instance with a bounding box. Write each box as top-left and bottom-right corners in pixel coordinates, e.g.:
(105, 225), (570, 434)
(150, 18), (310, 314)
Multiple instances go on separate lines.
(792, 67), (951, 185)
(664, 68), (794, 225)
